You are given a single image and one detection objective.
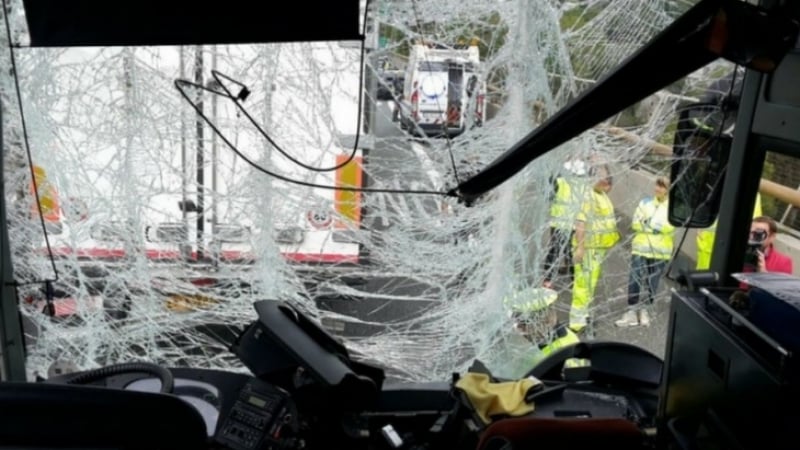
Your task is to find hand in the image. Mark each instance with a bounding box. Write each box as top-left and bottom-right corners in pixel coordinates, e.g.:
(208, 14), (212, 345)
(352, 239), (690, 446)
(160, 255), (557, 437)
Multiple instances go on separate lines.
(757, 250), (767, 272)
(574, 247), (585, 265)
(644, 218), (660, 233)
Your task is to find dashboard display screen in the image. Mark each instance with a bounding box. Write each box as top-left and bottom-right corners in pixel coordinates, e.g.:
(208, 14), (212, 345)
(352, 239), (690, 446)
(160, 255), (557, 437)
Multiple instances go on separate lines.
(248, 395), (267, 408)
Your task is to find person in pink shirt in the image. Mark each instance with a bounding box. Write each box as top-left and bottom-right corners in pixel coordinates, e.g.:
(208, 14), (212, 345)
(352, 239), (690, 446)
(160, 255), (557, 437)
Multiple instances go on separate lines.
(731, 216), (795, 310)
(743, 216), (793, 275)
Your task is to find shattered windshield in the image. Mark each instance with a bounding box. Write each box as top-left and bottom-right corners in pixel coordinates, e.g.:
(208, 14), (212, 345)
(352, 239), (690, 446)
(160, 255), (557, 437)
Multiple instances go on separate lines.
(2, 0), (736, 382)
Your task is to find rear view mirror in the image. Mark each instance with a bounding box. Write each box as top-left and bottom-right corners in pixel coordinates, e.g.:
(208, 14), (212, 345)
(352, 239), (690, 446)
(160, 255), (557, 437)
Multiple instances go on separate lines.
(668, 103), (732, 228)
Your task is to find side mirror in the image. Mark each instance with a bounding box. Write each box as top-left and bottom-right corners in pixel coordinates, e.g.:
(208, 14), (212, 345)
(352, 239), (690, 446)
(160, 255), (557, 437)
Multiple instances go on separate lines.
(668, 103), (732, 228)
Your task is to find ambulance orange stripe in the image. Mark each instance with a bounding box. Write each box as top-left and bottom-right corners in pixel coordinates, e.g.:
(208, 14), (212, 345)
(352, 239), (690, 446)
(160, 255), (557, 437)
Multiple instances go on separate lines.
(334, 153), (363, 228)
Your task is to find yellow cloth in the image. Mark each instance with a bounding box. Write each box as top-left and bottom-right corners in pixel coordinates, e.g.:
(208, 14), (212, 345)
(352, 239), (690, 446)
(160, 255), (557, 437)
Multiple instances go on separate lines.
(454, 372), (540, 424)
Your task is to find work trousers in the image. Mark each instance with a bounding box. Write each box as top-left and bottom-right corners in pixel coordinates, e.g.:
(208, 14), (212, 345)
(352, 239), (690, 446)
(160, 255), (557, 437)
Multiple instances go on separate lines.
(570, 247), (607, 331)
(545, 227), (574, 284)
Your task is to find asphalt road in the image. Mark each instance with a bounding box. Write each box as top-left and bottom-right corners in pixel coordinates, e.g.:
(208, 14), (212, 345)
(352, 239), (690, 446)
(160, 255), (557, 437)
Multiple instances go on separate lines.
(547, 242), (677, 359)
(315, 101), (444, 332)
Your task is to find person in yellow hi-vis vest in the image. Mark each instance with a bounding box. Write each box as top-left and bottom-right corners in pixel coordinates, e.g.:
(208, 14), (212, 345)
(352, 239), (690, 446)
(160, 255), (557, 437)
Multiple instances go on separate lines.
(502, 286), (587, 375)
(616, 177), (674, 328)
(570, 164), (620, 332)
(696, 192), (762, 270)
(544, 158), (589, 288)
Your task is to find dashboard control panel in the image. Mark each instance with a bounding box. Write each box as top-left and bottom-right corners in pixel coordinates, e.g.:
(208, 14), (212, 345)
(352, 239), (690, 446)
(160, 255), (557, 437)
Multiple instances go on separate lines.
(215, 378), (291, 450)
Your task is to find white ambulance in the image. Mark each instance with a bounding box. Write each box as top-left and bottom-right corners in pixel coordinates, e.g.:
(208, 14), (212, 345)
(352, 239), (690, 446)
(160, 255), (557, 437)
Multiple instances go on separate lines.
(397, 42), (487, 138)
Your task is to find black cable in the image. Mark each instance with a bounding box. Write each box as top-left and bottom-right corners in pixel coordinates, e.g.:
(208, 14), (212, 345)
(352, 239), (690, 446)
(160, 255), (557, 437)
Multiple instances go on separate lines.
(63, 362), (174, 393)
(174, 78), (447, 197)
(175, 0), (446, 196)
(200, 2), (370, 174)
(199, 64), (360, 172)
(201, 0), (366, 173)
(174, 0), (448, 197)
(1, 0), (59, 285)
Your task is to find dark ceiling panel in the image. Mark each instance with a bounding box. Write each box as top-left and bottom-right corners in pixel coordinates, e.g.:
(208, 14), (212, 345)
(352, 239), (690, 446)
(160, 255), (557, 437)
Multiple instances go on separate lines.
(20, 0), (362, 47)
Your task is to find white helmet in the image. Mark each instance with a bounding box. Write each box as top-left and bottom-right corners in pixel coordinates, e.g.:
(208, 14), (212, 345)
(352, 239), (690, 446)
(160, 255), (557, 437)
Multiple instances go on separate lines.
(563, 159), (587, 176)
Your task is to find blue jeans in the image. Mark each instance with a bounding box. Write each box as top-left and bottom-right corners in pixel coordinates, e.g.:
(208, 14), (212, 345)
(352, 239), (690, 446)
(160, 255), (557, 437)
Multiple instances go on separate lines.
(628, 254), (668, 306)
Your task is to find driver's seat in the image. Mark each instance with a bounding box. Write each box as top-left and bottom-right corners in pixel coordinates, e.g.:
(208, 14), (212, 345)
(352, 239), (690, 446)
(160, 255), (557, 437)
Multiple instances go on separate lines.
(0, 382), (207, 449)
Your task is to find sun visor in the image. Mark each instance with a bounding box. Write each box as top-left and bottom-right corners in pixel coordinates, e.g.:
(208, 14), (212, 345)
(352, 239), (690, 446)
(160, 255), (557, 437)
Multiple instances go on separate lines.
(20, 0), (361, 47)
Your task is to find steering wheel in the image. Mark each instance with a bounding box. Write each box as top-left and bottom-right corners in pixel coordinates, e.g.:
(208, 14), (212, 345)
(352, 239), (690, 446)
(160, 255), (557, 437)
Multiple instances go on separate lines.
(63, 362), (174, 393)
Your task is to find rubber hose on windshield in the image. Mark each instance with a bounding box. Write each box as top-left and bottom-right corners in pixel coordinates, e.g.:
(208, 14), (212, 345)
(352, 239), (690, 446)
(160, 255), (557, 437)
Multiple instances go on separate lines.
(64, 362), (174, 393)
